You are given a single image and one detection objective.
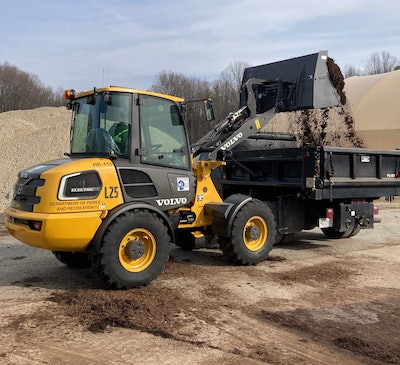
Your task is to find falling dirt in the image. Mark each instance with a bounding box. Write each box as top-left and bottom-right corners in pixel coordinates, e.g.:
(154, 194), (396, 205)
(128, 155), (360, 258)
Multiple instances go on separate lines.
(295, 106), (364, 148)
(264, 57), (365, 148)
(294, 58), (364, 148)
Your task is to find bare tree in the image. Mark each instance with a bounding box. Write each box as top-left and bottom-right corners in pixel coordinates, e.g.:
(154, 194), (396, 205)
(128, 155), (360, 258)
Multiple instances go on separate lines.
(0, 62), (63, 112)
(152, 62), (251, 143)
(364, 51), (398, 75)
(342, 64), (363, 78)
(152, 71), (213, 143)
(212, 61), (250, 120)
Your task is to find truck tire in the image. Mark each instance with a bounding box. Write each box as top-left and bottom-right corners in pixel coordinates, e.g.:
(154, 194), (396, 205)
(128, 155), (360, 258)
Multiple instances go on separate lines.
(219, 200), (276, 265)
(52, 251), (91, 268)
(321, 221), (360, 239)
(92, 209), (170, 289)
(349, 224), (361, 237)
(321, 227), (347, 239)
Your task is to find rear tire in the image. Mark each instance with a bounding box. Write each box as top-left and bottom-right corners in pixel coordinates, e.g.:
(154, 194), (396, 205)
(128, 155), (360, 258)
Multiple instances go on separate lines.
(219, 200), (276, 265)
(349, 224), (361, 237)
(92, 210), (170, 289)
(321, 221), (360, 239)
(52, 251), (91, 268)
(321, 228), (346, 239)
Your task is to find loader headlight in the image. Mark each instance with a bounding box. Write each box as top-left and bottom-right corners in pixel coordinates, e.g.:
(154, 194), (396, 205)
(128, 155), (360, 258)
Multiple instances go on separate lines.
(58, 171), (102, 200)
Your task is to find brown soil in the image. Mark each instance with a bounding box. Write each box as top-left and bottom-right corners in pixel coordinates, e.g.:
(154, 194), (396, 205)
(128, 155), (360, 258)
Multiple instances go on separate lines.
(1, 208), (400, 364)
(327, 57), (347, 105)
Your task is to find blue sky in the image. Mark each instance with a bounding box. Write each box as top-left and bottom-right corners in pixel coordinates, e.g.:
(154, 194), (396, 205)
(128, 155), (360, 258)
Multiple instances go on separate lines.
(1, 0), (399, 92)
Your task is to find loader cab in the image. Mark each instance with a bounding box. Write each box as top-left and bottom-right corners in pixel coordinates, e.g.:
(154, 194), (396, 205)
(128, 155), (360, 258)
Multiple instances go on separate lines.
(64, 87), (195, 210)
(65, 87), (191, 170)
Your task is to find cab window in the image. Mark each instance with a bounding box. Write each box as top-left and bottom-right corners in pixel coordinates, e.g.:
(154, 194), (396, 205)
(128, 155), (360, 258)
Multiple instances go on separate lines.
(139, 95), (190, 169)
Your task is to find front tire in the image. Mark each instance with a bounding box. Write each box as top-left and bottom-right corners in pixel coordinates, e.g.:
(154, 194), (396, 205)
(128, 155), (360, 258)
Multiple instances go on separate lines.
(219, 200), (276, 265)
(92, 209), (170, 289)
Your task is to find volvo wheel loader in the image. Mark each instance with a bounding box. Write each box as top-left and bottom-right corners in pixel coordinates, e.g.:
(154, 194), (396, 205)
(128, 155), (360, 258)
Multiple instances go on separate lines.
(7, 51), (384, 289)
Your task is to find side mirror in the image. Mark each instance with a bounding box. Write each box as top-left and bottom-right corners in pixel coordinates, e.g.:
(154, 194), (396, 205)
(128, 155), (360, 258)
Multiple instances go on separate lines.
(203, 98), (215, 121)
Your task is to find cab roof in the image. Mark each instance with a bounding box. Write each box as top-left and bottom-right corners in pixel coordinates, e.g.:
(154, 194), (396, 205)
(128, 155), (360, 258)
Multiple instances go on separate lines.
(76, 86), (184, 103)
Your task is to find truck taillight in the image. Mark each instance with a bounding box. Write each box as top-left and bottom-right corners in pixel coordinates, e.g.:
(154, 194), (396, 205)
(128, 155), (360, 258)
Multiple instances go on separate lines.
(326, 208), (334, 219)
(374, 205), (379, 215)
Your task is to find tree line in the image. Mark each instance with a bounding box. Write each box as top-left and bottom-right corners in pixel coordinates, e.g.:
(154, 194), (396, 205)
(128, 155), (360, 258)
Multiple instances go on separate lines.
(342, 51), (399, 77)
(151, 61), (249, 143)
(0, 62), (64, 113)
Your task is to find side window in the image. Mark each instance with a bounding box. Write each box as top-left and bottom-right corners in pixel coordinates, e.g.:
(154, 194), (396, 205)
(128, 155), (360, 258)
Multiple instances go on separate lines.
(140, 96), (190, 169)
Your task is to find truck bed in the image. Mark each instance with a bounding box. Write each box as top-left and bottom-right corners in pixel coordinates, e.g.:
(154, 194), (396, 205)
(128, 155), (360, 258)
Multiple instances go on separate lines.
(222, 145), (400, 200)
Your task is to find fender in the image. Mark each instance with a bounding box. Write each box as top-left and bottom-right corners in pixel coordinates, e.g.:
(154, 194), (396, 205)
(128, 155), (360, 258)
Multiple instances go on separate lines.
(224, 194), (253, 235)
(207, 194), (253, 237)
(89, 202), (175, 254)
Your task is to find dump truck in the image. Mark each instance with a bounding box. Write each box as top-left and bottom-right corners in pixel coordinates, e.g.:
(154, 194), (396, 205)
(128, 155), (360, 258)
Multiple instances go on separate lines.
(5, 51), (400, 289)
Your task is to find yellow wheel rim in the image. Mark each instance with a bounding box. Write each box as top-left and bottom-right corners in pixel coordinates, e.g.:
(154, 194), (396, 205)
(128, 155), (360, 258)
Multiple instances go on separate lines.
(243, 216), (268, 251)
(118, 228), (156, 272)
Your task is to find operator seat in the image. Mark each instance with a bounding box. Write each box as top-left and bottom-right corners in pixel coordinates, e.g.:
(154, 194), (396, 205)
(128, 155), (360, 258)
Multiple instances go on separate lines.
(112, 122), (129, 155)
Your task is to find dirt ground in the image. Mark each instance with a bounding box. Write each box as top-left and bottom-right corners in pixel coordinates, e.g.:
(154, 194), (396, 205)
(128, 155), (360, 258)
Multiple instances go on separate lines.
(0, 201), (399, 365)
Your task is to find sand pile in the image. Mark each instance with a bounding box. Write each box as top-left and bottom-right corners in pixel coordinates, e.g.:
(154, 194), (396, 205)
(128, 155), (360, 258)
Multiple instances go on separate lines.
(0, 107), (71, 211)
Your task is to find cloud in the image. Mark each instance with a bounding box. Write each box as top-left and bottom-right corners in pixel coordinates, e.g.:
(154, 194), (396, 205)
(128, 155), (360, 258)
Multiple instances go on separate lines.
(1, 0), (399, 92)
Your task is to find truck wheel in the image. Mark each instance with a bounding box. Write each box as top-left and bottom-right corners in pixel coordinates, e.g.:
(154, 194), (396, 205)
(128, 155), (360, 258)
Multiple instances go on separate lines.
(321, 228), (346, 239)
(219, 200), (276, 265)
(52, 251), (91, 268)
(349, 224), (361, 237)
(175, 230), (196, 250)
(321, 221), (359, 239)
(92, 210), (170, 289)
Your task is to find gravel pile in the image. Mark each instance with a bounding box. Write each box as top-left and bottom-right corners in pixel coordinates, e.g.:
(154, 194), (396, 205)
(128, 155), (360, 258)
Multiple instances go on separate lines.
(0, 107), (71, 211)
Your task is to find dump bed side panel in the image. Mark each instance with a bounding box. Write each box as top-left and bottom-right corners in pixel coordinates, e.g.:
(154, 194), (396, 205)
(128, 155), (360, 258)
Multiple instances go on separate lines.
(221, 145), (400, 200)
(314, 146), (400, 199)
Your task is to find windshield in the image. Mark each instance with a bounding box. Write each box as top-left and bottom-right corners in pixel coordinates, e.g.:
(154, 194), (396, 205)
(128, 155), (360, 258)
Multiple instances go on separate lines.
(70, 92), (131, 157)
